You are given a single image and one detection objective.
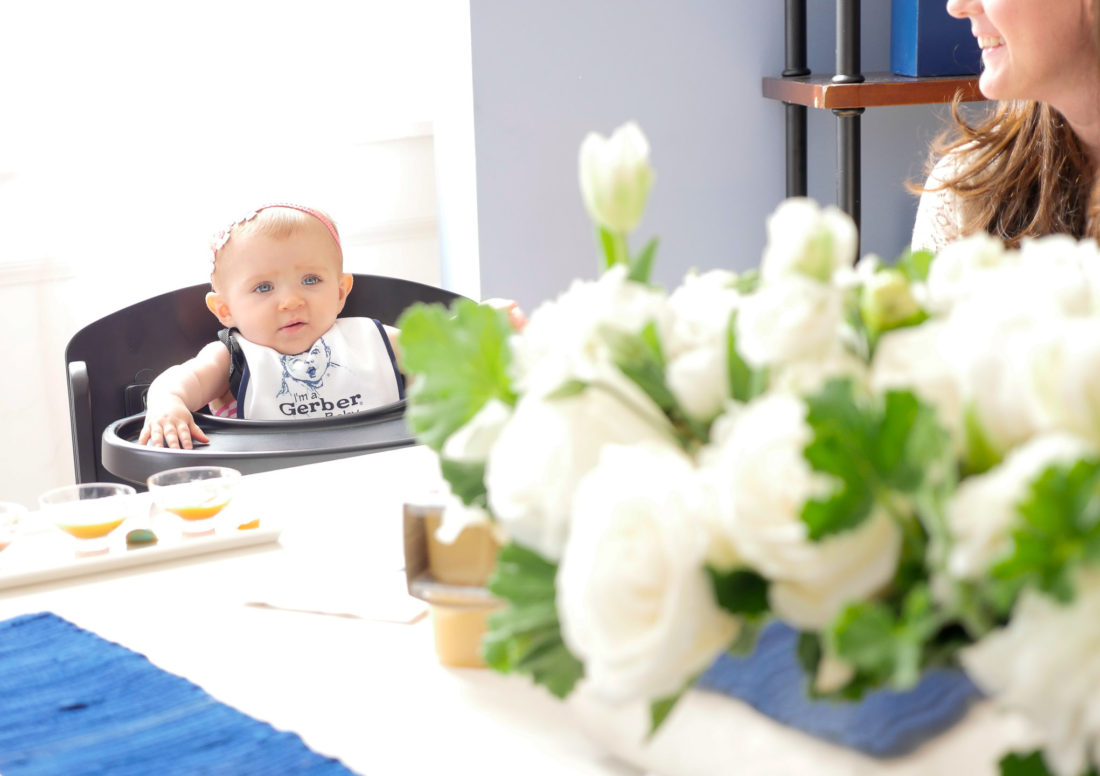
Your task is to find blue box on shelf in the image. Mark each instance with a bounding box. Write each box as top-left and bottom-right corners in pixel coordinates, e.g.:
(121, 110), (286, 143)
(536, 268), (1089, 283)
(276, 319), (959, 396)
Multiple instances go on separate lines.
(891, 0), (981, 77)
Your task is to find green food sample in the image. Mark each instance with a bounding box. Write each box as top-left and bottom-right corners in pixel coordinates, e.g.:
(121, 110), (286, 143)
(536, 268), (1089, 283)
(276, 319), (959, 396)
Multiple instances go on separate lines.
(125, 528), (158, 548)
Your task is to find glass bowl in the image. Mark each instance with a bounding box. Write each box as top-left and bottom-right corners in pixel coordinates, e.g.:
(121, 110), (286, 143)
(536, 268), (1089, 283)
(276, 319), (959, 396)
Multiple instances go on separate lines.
(147, 466), (241, 536)
(38, 483), (137, 555)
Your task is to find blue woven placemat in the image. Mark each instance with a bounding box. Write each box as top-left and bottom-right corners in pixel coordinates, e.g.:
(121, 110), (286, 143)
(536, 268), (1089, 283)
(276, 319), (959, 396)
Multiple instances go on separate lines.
(697, 621), (981, 757)
(0, 612), (358, 776)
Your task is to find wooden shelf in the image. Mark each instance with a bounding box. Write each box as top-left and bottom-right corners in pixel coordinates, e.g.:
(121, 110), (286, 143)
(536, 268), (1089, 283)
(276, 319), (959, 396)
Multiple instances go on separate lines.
(762, 72), (983, 110)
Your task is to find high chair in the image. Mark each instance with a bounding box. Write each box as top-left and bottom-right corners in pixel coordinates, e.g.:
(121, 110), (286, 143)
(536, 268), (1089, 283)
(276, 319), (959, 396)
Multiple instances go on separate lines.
(65, 274), (462, 487)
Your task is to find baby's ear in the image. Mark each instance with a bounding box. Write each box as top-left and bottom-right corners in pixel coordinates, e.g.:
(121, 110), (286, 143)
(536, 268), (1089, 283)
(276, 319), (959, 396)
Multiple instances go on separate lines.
(337, 273), (353, 307)
(205, 292), (234, 327)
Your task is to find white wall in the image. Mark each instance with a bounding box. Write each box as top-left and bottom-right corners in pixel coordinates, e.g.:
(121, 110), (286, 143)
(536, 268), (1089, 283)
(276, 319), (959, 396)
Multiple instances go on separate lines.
(469, 0), (959, 311)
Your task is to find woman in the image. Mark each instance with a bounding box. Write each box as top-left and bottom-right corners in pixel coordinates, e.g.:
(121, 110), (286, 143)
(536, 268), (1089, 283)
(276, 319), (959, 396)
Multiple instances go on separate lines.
(912, 0), (1100, 252)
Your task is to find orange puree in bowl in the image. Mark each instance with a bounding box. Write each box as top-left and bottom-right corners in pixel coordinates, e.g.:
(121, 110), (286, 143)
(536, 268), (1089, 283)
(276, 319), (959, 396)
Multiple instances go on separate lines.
(56, 518), (125, 540)
(166, 503), (228, 521)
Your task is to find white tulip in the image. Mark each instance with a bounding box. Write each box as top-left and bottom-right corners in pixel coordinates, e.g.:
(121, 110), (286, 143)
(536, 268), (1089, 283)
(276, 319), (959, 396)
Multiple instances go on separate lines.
(761, 197), (858, 283)
(557, 444), (739, 703)
(961, 569), (1100, 776)
(578, 121), (654, 234)
(922, 231), (1013, 315)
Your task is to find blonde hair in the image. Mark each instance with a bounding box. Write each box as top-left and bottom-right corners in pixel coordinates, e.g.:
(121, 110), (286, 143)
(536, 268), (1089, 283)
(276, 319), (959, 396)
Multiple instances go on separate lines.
(209, 204), (343, 286)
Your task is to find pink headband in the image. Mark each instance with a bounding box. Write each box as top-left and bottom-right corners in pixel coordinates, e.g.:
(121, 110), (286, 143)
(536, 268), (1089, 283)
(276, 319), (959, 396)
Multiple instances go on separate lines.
(210, 203), (342, 263)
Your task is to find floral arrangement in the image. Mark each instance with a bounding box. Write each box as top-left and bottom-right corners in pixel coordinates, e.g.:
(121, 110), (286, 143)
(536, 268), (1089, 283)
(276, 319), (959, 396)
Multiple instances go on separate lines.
(397, 122), (1100, 776)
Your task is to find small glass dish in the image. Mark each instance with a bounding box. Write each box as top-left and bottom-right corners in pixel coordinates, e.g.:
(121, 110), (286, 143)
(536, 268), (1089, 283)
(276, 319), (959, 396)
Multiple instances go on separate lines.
(38, 484), (136, 556)
(0, 502), (28, 555)
(147, 466), (241, 536)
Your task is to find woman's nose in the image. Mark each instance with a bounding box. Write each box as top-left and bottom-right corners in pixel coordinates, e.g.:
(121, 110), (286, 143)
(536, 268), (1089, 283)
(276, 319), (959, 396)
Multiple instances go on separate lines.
(945, 0), (979, 19)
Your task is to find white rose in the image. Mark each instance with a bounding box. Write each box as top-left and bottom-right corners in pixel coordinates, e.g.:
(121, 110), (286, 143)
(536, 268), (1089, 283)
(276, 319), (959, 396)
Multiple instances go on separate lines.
(871, 321), (965, 447)
(1026, 318), (1100, 446)
(701, 395), (901, 630)
(1014, 235), (1100, 317)
(947, 302), (1048, 456)
(960, 569), (1100, 776)
(922, 232), (1012, 315)
(578, 121), (654, 234)
(945, 433), (1093, 580)
(514, 264), (670, 396)
(735, 276), (846, 370)
(761, 197), (858, 283)
(557, 444), (739, 703)
(769, 343), (869, 400)
(440, 398), (513, 463)
(484, 373), (674, 561)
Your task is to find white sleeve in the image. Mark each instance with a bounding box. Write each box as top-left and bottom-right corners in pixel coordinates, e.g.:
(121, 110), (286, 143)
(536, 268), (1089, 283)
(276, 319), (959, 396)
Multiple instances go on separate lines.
(911, 151), (968, 254)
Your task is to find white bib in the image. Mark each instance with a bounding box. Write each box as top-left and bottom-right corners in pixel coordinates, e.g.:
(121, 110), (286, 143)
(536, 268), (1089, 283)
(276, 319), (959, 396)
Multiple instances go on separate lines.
(233, 318), (403, 420)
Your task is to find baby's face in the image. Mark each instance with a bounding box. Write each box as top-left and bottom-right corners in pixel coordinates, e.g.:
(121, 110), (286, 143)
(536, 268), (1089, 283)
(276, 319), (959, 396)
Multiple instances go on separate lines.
(210, 220), (351, 355)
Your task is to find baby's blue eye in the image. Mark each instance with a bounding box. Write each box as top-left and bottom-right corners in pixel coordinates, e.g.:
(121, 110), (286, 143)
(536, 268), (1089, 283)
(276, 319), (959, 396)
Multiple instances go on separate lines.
(303, 275), (321, 286)
(253, 282), (273, 293)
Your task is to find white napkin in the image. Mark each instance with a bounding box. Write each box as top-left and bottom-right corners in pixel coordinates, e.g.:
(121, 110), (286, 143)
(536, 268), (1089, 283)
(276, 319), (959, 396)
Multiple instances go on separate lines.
(243, 563), (427, 624)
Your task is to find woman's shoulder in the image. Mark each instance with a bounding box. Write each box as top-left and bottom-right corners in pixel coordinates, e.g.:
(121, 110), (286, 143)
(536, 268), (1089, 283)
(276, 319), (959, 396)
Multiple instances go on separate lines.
(911, 145), (980, 254)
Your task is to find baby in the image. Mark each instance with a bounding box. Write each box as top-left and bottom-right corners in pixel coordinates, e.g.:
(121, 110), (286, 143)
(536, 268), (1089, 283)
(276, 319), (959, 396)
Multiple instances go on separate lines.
(140, 204), (522, 448)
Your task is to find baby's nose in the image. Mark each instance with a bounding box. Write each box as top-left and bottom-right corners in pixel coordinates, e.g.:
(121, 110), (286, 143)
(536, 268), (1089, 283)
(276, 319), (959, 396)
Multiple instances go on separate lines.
(278, 292), (305, 310)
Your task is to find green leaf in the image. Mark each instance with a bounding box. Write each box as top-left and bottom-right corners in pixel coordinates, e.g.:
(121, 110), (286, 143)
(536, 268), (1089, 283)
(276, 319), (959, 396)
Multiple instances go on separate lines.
(482, 543), (584, 699)
(706, 567), (770, 616)
(732, 268), (761, 295)
(438, 459), (487, 509)
(629, 237), (659, 284)
(800, 379), (948, 541)
(599, 322), (708, 445)
(597, 226), (629, 270)
(998, 750), (1056, 776)
(397, 299), (517, 452)
(824, 583), (945, 696)
(963, 402), (1002, 475)
(990, 458), (1100, 605)
(648, 692), (682, 738)
(546, 379), (589, 400)
(895, 248), (935, 282)
(727, 311), (767, 403)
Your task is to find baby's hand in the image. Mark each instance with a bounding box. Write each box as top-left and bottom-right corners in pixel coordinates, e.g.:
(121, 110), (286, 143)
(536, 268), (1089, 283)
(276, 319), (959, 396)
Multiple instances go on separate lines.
(483, 297), (528, 332)
(139, 399), (210, 449)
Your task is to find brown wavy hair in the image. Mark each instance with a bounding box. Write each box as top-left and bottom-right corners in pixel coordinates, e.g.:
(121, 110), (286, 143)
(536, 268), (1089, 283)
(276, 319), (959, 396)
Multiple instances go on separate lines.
(916, 0), (1100, 248)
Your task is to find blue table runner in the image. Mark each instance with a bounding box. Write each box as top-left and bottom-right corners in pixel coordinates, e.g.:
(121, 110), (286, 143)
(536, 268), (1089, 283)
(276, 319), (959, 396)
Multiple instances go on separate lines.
(0, 612), (358, 776)
(697, 621), (981, 757)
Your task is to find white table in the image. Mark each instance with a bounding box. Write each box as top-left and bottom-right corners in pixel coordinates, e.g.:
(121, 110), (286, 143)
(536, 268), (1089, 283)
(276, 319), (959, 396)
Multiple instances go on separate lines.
(0, 446), (637, 776)
(0, 445), (1035, 776)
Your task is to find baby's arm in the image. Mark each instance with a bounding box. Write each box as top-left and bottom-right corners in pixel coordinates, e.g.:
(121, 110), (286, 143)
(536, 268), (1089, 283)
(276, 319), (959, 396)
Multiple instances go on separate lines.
(139, 342), (232, 449)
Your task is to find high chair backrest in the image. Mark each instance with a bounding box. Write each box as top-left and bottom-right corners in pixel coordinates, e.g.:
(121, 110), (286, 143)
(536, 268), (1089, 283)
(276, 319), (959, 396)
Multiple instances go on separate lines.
(65, 274), (463, 484)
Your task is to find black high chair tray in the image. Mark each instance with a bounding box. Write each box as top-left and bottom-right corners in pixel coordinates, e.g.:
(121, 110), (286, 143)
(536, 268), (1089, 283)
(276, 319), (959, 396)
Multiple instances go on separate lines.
(102, 400), (416, 487)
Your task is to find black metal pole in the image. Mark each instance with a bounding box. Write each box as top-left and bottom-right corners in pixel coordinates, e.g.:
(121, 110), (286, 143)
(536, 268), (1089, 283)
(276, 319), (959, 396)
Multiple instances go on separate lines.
(783, 0), (810, 78)
(833, 0), (864, 84)
(783, 0), (809, 197)
(835, 107), (864, 244)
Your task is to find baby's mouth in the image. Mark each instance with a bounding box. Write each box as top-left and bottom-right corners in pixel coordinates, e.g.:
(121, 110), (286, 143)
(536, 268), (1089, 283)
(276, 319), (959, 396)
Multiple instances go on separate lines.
(280, 321), (306, 333)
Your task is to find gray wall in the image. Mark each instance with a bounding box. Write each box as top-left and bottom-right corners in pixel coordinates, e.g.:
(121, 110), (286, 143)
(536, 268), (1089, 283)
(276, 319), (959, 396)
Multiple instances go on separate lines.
(469, 0), (960, 311)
